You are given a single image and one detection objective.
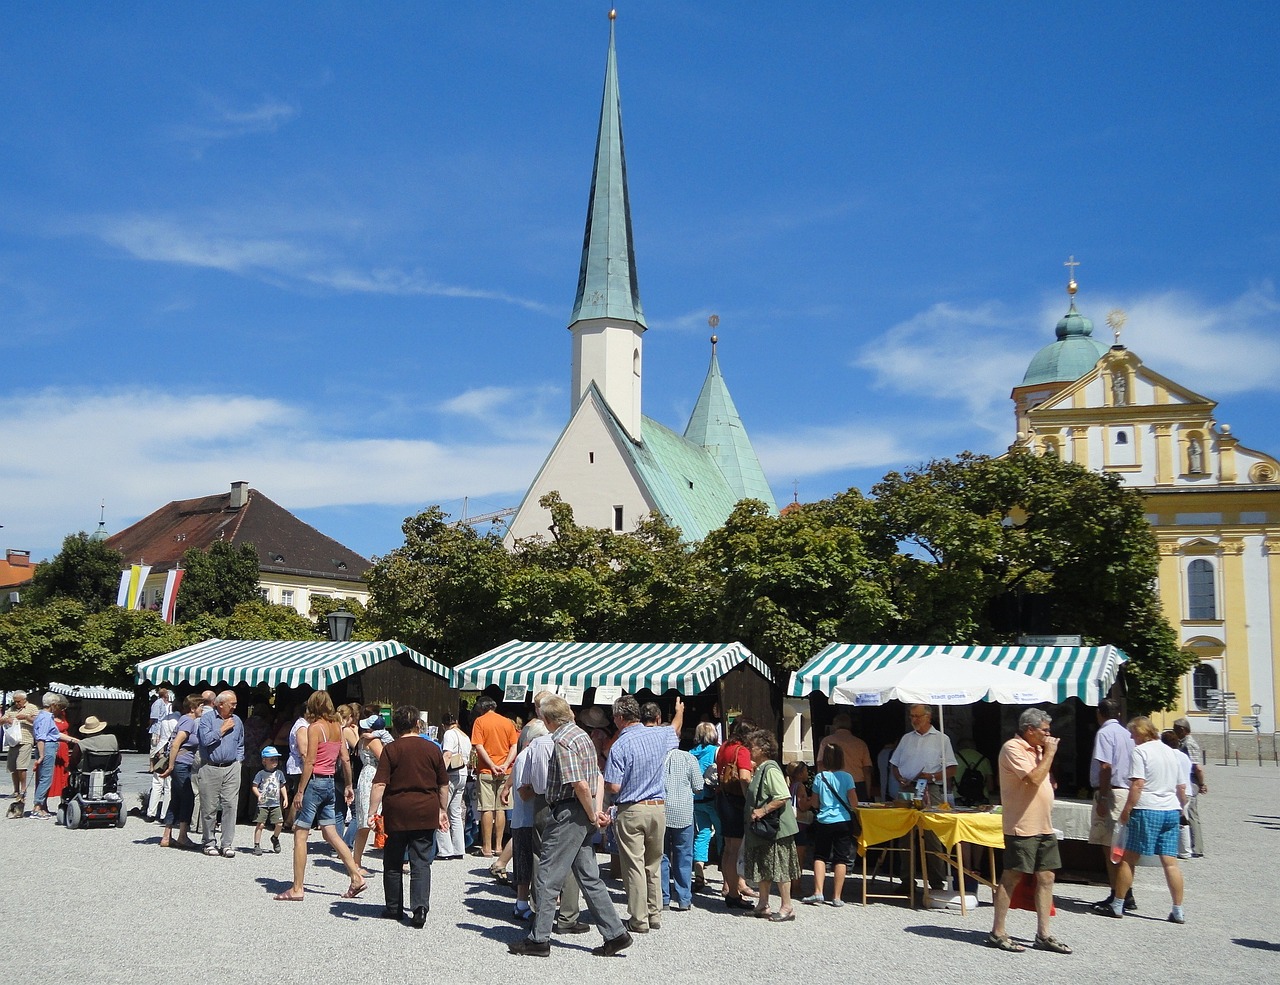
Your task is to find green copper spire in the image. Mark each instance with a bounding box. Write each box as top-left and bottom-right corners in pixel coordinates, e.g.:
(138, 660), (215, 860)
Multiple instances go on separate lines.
(684, 335), (778, 510)
(569, 12), (646, 330)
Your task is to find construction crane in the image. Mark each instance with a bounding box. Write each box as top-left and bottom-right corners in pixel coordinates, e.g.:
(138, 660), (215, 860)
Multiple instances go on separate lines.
(447, 497), (517, 529)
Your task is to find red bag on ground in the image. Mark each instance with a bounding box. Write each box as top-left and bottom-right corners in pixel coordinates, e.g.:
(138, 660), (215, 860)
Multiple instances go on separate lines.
(1010, 872), (1056, 914)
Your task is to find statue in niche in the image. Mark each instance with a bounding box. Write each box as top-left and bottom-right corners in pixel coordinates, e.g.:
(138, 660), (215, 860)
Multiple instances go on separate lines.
(1043, 441), (1059, 459)
(1112, 372), (1128, 406)
(1188, 438), (1204, 474)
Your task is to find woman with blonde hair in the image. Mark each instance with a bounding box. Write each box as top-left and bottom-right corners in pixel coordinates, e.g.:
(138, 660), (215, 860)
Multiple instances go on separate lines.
(275, 690), (367, 902)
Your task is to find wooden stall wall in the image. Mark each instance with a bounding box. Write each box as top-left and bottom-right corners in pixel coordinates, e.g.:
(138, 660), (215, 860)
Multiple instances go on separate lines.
(345, 654), (458, 729)
(719, 663), (778, 733)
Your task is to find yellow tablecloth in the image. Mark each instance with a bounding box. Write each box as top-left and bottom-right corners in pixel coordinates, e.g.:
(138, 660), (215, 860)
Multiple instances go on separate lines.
(856, 806), (1004, 854)
(915, 809), (1004, 850)
(856, 806), (919, 853)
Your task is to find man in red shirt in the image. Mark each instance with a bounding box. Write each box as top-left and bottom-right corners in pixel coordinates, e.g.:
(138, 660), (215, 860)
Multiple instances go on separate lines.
(470, 696), (518, 858)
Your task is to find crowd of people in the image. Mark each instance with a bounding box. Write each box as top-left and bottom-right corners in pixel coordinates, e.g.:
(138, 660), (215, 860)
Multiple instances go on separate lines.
(3, 684), (1211, 956)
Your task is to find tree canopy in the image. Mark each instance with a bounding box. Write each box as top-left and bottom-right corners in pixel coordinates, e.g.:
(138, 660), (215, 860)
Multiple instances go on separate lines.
(26, 532), (123, 612)
(175, 541), (261, 620)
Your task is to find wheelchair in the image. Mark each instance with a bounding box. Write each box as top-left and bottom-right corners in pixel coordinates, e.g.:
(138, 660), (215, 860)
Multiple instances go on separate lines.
(58, 749), (127, 829)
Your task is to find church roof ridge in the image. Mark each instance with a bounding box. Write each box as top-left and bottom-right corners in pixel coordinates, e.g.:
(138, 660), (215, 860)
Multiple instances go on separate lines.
(568, 11), (646, 330)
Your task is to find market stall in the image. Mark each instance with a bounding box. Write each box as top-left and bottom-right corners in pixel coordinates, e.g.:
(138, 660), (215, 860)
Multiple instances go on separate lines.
(454, 640), (777, 733)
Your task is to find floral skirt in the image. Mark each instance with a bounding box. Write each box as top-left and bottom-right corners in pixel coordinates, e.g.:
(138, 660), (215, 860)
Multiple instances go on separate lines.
(744, 834), (800, 884)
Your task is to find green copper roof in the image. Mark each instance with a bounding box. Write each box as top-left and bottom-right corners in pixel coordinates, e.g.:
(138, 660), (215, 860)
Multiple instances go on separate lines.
(684, 348), (778, 510)
(569, 17), (646, 330)
(1021, 300), (1109, 386)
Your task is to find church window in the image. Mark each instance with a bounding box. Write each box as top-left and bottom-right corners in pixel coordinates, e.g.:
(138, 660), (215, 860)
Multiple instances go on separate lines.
(1187, 559), (1216, 620)
(633, 349), (640, 377)
(589, 452), (595, 464)
(1191, 664), (1219, 712)
(613, 506), (624, 531)
(1115, 431), (1128, 445)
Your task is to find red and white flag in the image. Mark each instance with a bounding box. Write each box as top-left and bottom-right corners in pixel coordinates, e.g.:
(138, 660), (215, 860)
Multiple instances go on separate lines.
(161, 568), (185, 623)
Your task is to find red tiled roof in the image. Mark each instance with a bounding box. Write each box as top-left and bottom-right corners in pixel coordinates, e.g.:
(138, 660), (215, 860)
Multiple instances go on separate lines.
(0, 550), (37, 589)
(106, 487), (371, 584)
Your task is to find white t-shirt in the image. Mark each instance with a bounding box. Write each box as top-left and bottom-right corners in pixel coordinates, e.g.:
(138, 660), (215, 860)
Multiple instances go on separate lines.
(442, 726), (472, 769)
(1129, 740), (1183, 811)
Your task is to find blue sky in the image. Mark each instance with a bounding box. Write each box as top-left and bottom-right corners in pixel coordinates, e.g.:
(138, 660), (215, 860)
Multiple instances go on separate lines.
(4, 3), (1279, 564)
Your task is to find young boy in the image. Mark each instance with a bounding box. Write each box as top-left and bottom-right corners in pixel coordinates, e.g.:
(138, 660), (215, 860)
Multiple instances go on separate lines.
(252, 745), (288, 856)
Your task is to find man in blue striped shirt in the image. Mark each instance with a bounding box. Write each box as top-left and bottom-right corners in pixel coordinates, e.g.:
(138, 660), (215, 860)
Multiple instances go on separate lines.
(604, 695), (683, 933)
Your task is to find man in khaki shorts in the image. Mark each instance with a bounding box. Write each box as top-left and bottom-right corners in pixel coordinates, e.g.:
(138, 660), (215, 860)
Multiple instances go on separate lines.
(1088, 697), (1136, 915)
(3, 691), (40, 811)
(987, 708), (1070, 953)
(470, 696), (518, 859)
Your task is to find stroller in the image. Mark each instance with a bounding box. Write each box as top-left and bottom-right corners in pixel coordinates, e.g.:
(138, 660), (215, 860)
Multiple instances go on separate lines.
(58, 749), (127, 829)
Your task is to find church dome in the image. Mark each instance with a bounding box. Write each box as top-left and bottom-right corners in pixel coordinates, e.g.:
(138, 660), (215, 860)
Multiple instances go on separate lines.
(1021, 300), (1109, 386)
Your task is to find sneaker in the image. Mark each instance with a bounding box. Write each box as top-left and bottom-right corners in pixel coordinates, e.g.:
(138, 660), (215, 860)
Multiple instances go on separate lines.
(507, 938), (551, 957)
(1124, 895), (1137, 913)
(271, 835), (281, 853)
(828, 899), (845, 908)
(1168, 910), (1186, 925)
(799, 894), (825, 905)
(553, 920), (591, 934)
(254, 845), (263, 856)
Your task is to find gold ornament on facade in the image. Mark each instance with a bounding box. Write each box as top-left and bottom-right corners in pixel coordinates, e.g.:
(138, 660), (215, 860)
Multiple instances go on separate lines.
(1107, 308), (1127, 345)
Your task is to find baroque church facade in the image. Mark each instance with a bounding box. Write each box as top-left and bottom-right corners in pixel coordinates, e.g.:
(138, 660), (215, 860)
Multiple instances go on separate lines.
(1013, 275), (1280, 743)
(504, 15), (776, 546)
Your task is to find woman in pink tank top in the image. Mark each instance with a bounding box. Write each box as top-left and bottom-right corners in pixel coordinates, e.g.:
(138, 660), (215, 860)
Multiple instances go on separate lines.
(275, 690), (366, 902)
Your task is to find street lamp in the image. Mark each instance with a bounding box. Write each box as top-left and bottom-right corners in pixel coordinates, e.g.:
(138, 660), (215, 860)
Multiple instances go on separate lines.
(1253, 702), (1264, 766)
(326, 608), (356, 642)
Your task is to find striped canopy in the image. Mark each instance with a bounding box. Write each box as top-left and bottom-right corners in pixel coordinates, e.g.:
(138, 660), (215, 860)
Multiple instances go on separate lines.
(135, 639), (455, 691)
(788, 643), (1127, 706)
(454, 640), (774, 695)
(48, 681), (135, 701)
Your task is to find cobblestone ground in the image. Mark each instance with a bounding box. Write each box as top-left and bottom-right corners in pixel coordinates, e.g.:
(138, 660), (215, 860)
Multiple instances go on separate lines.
(1, 754), (1275, 984)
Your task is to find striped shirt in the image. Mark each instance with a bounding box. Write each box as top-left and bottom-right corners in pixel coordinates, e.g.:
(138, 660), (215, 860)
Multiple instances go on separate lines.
(605, 723), (678, 804)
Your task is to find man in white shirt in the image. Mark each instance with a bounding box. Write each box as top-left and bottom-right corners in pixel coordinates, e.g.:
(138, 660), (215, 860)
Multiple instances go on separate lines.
(1173, 717), (1207, 857)
(148, 687), (173, 728)
(890, 704), (957, 891)
(1088, 698), (1137, 915)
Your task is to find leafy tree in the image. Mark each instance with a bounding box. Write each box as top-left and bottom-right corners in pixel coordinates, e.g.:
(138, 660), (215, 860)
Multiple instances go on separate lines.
(868, 452), (1188, 710)
(175, 541), (261, 620)
(365, 507), (515, 662)
(183, 600), (322, 642)
(695, 494), (898, 673)
(27, 533), (124, 612)
(308, 594), (375, 642)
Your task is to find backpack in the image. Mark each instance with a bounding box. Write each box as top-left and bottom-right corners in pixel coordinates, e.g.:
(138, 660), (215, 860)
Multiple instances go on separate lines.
(957, 753), (989, 806)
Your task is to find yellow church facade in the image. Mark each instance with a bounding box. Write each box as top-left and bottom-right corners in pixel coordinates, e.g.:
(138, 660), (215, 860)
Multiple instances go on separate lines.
(1012, 289), (1280, 748)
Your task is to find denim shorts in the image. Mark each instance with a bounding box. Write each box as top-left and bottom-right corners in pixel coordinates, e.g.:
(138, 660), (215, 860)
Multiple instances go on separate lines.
(295, 775), (337, 829)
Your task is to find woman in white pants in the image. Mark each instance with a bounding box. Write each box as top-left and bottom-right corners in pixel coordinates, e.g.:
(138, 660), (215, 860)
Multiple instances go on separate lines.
(147, 711), (180, 821)
(436, 712), (471, 859)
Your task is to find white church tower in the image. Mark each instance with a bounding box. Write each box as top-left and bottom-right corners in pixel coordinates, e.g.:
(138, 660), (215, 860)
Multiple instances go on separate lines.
(567, 9), (646, 442)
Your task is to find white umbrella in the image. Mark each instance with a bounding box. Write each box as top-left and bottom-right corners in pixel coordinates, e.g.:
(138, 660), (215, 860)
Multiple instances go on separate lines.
(830, 651), (1055, 802)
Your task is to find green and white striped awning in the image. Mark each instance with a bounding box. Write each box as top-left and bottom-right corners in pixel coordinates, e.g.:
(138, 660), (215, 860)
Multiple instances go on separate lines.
(455, 640), (774, 695)
(135, 639), (456, 691)
(788, 643), (1127, 706)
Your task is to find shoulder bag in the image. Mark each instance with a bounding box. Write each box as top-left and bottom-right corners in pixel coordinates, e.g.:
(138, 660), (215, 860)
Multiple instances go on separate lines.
(818, 771), (863, 840)
(749, 761), (783, 839)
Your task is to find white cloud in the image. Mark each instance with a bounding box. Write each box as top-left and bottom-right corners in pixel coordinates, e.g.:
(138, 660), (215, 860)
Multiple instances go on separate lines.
(753, 424), (924, 480)
(0, 388), (546, 559)
(855, 286), (1280, 437)
(437, 385), (562, 440)
(172, 97), (298, 148)
(87, 213), (556, 313)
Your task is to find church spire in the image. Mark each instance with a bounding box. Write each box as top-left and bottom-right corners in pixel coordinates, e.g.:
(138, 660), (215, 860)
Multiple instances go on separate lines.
(569, 9), (646, 329)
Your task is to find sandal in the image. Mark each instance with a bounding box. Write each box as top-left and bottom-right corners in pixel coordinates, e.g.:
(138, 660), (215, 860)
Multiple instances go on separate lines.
(984, 933), (1025, 953)
(1033, 935), (1072, 954)
(273, 890), (305, 902)
(341, 881), (367, 899)
(769, 908), (796, 922)
(752, 906), (773, 918)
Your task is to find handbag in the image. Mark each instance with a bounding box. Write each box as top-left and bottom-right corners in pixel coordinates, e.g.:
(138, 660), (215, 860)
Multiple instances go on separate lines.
(749, 762), (783, 839)
(817, 772), (864, 840)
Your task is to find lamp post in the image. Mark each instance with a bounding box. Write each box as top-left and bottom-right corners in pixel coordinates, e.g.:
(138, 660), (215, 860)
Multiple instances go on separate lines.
(326, 608), (356, 643)
(1253, 702), (1263, 766)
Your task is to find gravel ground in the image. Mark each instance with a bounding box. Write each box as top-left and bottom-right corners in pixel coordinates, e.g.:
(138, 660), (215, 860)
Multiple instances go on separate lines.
(1, 755), (1276, 983)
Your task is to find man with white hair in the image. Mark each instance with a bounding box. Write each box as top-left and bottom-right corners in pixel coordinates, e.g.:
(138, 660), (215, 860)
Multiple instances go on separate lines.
(3, 690), (39, 807)
(196, 691), (244, 857)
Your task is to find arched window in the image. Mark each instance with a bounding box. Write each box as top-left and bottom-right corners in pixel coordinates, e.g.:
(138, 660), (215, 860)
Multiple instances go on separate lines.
(1192, 664), (1219, 711)
(1115, 431), (1128, 445)
(1187, 559), (1216, 620)
(633, 348), (640, 377)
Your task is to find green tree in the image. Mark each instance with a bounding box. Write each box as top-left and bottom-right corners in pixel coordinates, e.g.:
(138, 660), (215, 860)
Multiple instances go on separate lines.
(868, 452), (1188, 711)
(175, 541), (261, 620)
(365, 507), (515, 662)
(27, 533), (124, 612)
(695, 493), (898, 674)
(307, 594), (375, 641)
(182, 600), (322, 642)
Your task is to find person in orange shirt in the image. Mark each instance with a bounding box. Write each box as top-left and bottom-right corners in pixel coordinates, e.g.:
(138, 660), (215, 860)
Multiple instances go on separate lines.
(470, 696), (519, 859)
(816, 712), (874, 801)
(987, 708), (1070, 955)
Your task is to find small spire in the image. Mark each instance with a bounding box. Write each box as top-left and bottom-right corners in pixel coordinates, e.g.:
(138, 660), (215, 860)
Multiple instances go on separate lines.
(1064, 254), (1080, 297)
(609, 7), (616, 19)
